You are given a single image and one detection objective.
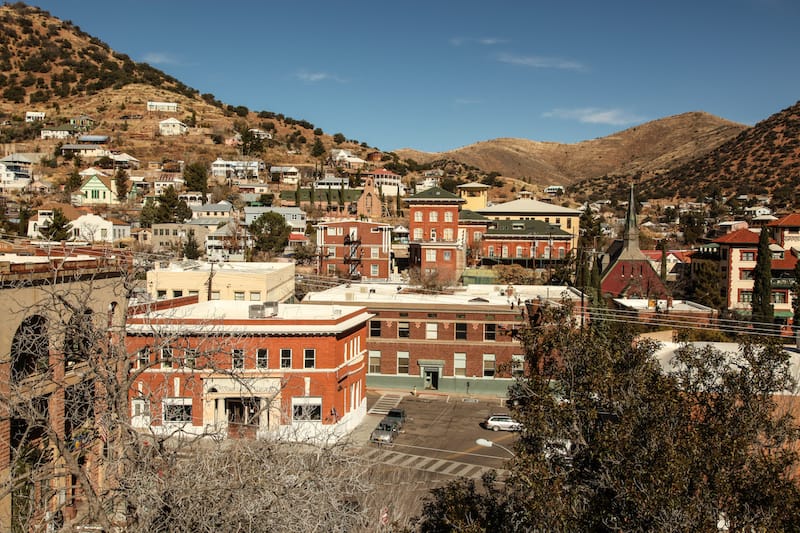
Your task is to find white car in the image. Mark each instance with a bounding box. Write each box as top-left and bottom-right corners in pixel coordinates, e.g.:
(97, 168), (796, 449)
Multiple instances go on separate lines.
(482, 414), (522, 432)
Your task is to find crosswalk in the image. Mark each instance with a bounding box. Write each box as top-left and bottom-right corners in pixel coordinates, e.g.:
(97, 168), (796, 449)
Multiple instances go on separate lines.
(361, 446), (502, 480)
(368, 394), (404, 415)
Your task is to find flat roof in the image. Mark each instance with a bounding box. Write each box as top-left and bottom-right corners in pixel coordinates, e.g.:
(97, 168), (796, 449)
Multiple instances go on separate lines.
(153, 260), (294, 274)
(128, 301), (373, 335)
(303, 282), (583, 307)
(613, 297), (715, 313)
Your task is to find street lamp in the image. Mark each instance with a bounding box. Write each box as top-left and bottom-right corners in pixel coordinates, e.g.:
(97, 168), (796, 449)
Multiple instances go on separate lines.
(475, 438), (515, 457)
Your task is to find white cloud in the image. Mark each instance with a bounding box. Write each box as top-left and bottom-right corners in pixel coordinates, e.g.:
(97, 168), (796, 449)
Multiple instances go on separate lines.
(142, 52), (178, 66)
(542, 107), (646, 126)
(450, 37), (507, 47)
(294, 70), (345, 83)
(497, 53), (584, 71)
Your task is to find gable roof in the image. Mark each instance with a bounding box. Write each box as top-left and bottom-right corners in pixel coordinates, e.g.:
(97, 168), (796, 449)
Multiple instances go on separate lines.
(80, 174), (113, 191)
(459, 209), (489, 221)
(486, 219), (571, 237)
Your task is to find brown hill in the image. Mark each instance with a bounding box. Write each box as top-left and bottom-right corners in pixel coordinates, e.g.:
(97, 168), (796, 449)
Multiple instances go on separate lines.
(396, 112), (745, 188)
(0, 3), (370, 174)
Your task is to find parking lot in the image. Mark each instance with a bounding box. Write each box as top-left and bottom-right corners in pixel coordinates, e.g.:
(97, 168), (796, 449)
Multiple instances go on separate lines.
(354, 390), (520, 525)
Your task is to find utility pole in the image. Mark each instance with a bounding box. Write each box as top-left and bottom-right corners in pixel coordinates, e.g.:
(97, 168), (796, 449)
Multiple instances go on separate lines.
(206, 261), (216, 301)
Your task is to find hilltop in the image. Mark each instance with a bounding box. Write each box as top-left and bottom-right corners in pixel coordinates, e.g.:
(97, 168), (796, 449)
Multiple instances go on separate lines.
(395, 112), (746, 188)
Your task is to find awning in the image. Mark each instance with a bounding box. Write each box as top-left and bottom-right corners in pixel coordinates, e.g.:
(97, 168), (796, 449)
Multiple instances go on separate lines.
(417, 359), (444, 368)
(773, 310), (794, 318)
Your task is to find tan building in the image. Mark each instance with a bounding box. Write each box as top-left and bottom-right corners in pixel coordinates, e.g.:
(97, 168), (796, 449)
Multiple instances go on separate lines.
(145, 260), (295, 303)
(457, 182), (490, 211)
(478, 198), (581, 251)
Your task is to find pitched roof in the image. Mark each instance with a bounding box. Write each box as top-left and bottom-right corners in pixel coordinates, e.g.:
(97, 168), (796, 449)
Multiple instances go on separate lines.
(458, 209), (489, 221)
(478, 198), (580, 215)
(713, 228), (761, 245)
(486, 219), (571, 237)
(768, 213), (800, 228)
(405, 186), (464, 203)
(457, 181), (490, 190)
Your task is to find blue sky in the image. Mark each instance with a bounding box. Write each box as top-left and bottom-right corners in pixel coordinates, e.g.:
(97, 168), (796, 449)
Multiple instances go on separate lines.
(30, 0), (800, 152)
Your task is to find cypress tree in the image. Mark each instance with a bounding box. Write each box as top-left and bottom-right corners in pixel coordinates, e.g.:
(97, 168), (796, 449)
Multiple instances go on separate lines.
(751, 229), (773, 326)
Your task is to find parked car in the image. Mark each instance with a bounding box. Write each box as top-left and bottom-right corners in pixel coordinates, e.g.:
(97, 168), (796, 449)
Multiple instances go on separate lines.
(377, 417), (400, 433)
(544, 438), (574, 466)
(385, 408), (406, 428)
(481, 414), (522, 432)
(369, 427), (395, 445)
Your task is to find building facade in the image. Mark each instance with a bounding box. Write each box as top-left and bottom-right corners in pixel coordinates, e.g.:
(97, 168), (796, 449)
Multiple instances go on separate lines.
(406, 187), (466, 284)
(126, 299), (373, 442)
(316, 220), (393, 280)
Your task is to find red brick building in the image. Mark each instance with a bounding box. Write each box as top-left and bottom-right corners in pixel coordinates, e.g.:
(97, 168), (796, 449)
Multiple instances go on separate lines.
(126, 298), (373, 442)
(406, 187), (466, 284)
(316, 219), (393, 280)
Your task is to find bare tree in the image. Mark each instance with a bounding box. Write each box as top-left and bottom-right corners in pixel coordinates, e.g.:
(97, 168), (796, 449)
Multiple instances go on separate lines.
(0, 247), (380, 532)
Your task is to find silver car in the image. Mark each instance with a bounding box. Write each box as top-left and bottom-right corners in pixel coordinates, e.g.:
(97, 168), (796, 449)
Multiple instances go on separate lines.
(482, 414), (522, 432)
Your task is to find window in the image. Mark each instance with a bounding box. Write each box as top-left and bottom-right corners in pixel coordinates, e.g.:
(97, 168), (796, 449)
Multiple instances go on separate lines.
(740, 270), (754, 280)
(371, 247), (379, 259)
(371, 264), (379, 277)
(516, 246), (524, 258)
(398, 321), (410, 338)
(304, 348), (316, 369)
(163, 399), (192, 424)
(327, 227), (336, 236)
(454, 352), (466, 376)
(484, 323), (497, 341)
(474, 232), (482, 242)
(397, 351), (410, 374)
(327, 264), (336, 274)
(741, 251), (755, 261)
(292, 397), (322, 421)
(429, 211), (438, 222)
(327, 246), (336, 257)
(739, 290), (753, 303)
(483, 354), (496, 377)
(232, 349), (245, 370)
(256, 348), (268, 369)
(502, 246), (509, 258)
(414, 211), (422, 222)
(369, 350), (381, 374)
(488, 246), (495, 257)
(426, 323), (438, 340)
(234, 291), (245, 301)
(413, 228), (423, 240)
(370, 320), (382, 337)
(443, 228), (453, 241)
(211, 291), (220, 300)
(280, 349), (292, 368)
(425, 249), (437, 262)
(443, 251), (451, 261)
(250, 292), (261, 301)
(137, 348), (149, 369)
(184, 349), (197, 369)
(173, 290), (183, 298)
(430, 229), (437, 241)
(444, 211), (453, 223)
(455, 323), (468, 340)
(772, 292), (786, 304)
(512, 354), (525, 377)
(156, 290), (167, 300)
(131, 398), (150, 427)
(161, 347), (172, 369)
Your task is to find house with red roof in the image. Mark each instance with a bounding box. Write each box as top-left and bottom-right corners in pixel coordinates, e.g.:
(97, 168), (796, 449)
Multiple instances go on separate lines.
(711, 227), (797, 321)
(768, 213), (800, 250)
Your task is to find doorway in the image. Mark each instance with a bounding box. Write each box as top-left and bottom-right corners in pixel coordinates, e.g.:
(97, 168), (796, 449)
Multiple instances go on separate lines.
(225, 397), (261, 438)
(423, 368), (439, 390)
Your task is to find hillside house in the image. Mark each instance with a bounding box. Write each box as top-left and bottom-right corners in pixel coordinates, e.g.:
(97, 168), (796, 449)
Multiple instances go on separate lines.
(158, 118), (188, 136)
(147, 101), (178, 112)
(24, 111), (45, 122)
(270, 166), (301, 184)
(211, 158), (263, 180)
(78, 174), (117, 205)
(40, 124), (79, 140)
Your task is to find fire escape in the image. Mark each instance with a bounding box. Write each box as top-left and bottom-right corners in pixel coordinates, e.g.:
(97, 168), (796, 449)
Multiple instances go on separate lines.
(342, 234), (362, 279)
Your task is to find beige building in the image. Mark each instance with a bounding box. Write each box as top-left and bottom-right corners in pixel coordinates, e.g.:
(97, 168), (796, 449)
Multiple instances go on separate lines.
(145, 260), (296, 303)
(457, 182), (490, 212)
(478, 198), (581, 251)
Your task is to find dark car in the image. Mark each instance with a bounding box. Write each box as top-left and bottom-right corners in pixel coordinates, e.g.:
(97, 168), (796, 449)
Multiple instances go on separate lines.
(385, 408), (406, 428)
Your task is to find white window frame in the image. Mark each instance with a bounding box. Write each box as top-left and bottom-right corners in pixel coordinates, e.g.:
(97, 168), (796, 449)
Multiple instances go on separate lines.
(256, 348), (268, 369)
(232, 349), (245, 370)
(163, 398), (192, 424)
(280, 348), (292, 368)
(454, 352), (466, 377)
(397, 351), (410, 374)
(425, 322), (438, 340)
(483, 353), (496, 378)
(304, 348), (316, 369)
(369, 350), (381, 374)
(292, 397), (322, 422)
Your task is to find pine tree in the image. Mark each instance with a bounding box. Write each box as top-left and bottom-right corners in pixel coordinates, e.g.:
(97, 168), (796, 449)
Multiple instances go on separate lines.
(182, 230), (201, 260)
(114, 168), (129, 202)
(752, 229), (774, 325)
(41, 208), (72, 241)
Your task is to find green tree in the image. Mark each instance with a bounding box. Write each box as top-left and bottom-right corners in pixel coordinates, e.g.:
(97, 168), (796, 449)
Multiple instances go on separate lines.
(250, 212), (290, 256)
(310, 137), (326, 158)
(182, 229), (201, 260)
(332, 132), (346, 144)
(65, 168), (82, 193)
(752, 228), (774, 325)
(40, 208), (72, 241)
(793, 258), (800, 334)
(689, 258), (724, 310)
(139, 197), (158, 228)
(679, 211), (705, 244)
(576, 208), (602, 289)
(418, 304), (800, 531)
(114, 168), (129, 202)
(183, 162), (209, 194)
(660, 238), (668, 281)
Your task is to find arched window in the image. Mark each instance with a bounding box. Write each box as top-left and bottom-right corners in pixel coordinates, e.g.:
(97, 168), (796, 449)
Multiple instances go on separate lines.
(11, 315), (49, 382)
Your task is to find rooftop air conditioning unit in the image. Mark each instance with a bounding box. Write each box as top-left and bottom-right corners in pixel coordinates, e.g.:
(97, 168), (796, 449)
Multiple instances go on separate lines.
(249, 305), (265, 319)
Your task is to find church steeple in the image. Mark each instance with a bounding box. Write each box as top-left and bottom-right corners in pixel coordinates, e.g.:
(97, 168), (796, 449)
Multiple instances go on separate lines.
(619, 183), (646, 260)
